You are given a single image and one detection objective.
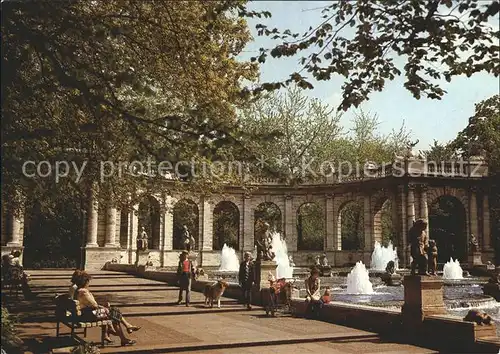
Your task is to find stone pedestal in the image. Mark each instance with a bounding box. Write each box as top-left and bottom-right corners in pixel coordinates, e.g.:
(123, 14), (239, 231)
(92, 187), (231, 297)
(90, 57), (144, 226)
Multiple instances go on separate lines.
(468, 252), (483, 266)
(319, 266), (332, 277)
(402, 275), (446, 326)
(135, 250), (150, 267)
(255, 260), (277, 289)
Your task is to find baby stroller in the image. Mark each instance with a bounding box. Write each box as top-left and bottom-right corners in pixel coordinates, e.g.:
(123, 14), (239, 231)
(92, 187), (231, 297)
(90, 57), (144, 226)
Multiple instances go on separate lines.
(265, 277), (296, 317)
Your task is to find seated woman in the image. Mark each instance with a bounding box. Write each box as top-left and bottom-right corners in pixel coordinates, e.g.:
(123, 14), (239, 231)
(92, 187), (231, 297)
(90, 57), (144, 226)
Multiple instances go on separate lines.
(4, 251), (35, 300)
(74, 271), (139, 346)
(304, 267), (322, 318)
(68, 269), (82, 299)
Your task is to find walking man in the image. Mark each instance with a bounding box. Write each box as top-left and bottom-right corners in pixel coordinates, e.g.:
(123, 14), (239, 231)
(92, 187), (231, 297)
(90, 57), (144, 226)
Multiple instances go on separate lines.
(177, 251), (194, 306)
(238, 251), (255, 310)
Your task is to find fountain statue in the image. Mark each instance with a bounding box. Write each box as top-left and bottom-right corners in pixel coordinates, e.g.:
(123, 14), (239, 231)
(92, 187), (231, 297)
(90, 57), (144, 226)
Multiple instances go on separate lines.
(428, 239), (438, 275)
(288, 255), (295, 267)
(271, 232), (293, 279)
(219, 244), (240, 272)
(409, 219), (429, 276)
(468, 233), (483, 266)
(137, 227), (149, 251)
(442, 258), (463, 280)
(317, 253), (332, 277)
(255, 222), (275, 262)
(346, 261), (374, 294)
(483, 267), (500, 301)
(181, 225), (195, 252)
(380, 260), (402, 286)
(255, 222), (277, 287)
(370, 241), (399, 271)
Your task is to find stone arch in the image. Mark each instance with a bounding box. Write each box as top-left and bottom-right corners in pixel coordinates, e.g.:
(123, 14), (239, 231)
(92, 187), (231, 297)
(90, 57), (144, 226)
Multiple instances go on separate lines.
(338, 200), (364, 251)
(22, 197), (82, 268)
(173, 199), (199, 250)
(138, 195), (161, 250)
(119, 209), (129, 248)
(254, 202), (282, 240)
(213, 201), (240, 250)
(297, 202), (325, 250)
(428, 194), (467, 262)
(372, 196), (395, 247)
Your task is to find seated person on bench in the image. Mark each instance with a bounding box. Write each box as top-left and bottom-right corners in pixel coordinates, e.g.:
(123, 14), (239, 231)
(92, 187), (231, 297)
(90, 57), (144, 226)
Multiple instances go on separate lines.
(74, 271), (139, 346)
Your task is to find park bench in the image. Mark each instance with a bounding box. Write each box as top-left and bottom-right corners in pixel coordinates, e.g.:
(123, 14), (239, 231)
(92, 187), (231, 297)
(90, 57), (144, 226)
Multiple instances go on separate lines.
(55, 295), (112, 347)
(1, 266), (23, 300)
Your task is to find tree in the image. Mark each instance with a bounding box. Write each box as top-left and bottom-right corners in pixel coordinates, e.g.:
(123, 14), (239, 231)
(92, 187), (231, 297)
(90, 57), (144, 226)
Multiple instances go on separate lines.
(449, 94), (500, 264)
(2, 0), (260, 213)
(420, 140), (456, 161)
(246, 0), (499, 111)
(239, 87), (342, 182)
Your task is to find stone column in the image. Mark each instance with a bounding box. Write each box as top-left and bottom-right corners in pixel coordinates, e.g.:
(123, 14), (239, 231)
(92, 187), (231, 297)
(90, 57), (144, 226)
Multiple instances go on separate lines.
(397, 186), (408, 266)
(406, 185), (416, 267)
(162, 196), (174, 251)
(333, 198), (342, 250)
(483, 193), (491, 250)
(129, 204), (139, 251)
(104, 206), (117, 247)
(284, 194), (295, 250)
(469, 187), (479, 247)
(199, 197), (213, 251)
(86, 193), (99, 247)
(7, 212), (24, 247)
(242, 195), (254, 251)
(325, 195), (335, 251)
(419, 185), (429, 235)
(363, 194), (372, 251)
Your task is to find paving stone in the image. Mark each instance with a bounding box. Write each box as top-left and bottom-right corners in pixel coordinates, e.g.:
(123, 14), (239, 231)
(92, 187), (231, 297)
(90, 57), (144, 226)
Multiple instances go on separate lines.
(11, 270), (437, 354)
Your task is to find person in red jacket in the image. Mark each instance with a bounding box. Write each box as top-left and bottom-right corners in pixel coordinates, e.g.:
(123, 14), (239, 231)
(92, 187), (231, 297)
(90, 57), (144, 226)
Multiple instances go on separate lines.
(177, 251), (195, 306)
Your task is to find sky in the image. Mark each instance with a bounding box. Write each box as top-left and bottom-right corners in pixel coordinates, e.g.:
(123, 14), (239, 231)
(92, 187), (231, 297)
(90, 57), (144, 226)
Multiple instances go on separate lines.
(238, 1), (500, 151)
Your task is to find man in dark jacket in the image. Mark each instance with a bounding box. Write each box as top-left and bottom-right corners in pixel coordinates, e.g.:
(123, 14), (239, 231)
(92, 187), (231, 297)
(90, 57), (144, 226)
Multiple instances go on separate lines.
(238, 251), (255, 310)
(177, 251), (195, 306)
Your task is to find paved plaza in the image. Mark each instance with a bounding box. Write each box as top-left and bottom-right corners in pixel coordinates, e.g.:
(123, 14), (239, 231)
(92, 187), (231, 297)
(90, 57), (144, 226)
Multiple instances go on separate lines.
(4, 270), (439, 353)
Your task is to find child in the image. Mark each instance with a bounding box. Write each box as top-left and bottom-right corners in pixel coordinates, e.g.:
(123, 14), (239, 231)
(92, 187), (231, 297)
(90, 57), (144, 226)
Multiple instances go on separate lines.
(320, 287), (331, 305)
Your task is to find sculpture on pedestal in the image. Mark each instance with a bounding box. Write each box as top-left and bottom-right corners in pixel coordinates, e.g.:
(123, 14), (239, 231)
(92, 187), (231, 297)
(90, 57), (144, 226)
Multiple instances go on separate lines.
(255, 222), (275, 262)
(469, 234), (479, 253)
(409, 219), (429, 276)
(181, 225), (195, 252)
(428, 239), (438, 276)
(381, 260), (402, 286)
(288, 255), (295, 267)
(137, 227), (148, 251)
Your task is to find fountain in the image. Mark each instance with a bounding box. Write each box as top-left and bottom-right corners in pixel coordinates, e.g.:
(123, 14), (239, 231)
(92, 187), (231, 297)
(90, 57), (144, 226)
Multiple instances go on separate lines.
(443, 258), (464, 280)
(346, 261), (374, 294)
(219, 244), (239, 272)
(271, 232), (293, 279)
(370, 241), (399, 271)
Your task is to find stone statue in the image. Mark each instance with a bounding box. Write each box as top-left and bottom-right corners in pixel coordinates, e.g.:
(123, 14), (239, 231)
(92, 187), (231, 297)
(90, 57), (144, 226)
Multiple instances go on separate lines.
(288, 255), (295, 267)
(320, 253), (328, 267)
(181, 225), (195, 252)
(385, 261), (396, 275)
(409, 219), (429, 276)
(315, 255), (321, 266)
(469, 234), (479, 253)
(428, 239), (438, 275)
(405, 139), (419, 159)
(255, 222), (275, 261)
(137, 227), (148, 251)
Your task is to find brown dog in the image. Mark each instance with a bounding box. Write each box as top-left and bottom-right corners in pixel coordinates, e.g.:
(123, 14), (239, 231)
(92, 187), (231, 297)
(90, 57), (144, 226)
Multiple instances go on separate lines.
(463, 309), (493, 325)
(203, 280), (229, 308)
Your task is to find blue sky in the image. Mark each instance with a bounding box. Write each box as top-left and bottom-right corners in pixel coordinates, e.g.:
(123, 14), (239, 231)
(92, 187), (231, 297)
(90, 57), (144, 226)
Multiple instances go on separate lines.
(239, 1), (499, 151)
